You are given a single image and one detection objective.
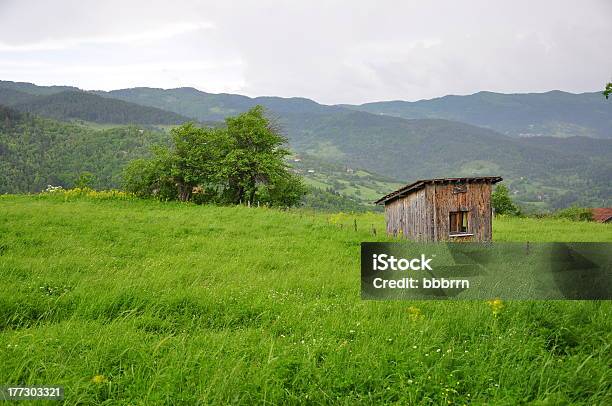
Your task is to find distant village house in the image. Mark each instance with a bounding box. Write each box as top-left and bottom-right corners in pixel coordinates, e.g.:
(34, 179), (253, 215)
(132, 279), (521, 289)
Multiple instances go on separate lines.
(591, 208), (612, 223)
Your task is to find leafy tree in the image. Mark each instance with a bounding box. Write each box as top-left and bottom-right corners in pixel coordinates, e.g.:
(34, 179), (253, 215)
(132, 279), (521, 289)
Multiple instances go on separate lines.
(122, 106), (306, 207)
(123, 158), (156, 197)
(168, 123), (227, 201)
(256, 172), (307, 207)
(221, 105), (293, 204)
(604, 82), (612, 99)
(122, 149), (176, 200)
(492, 184), (521, 215)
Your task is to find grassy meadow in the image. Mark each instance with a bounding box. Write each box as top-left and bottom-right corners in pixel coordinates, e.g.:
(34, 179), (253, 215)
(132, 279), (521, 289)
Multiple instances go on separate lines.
(0, 194), (610, 404)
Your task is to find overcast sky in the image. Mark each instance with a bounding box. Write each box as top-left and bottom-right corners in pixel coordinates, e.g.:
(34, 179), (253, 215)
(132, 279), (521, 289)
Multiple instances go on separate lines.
(0, 0), (610, 104)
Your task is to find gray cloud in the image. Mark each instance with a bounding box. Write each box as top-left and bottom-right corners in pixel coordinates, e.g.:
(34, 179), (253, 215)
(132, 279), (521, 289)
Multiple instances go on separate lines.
(0, 0), (610, 104)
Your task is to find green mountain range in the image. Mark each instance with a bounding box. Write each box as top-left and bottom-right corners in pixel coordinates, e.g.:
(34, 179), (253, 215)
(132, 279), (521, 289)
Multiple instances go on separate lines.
(0, 80), (78, 95)
(95, 86), (338, 121)
(94, 85), (612, 140)
(343, 90), (612, 139)
(1, 80), (610, 210)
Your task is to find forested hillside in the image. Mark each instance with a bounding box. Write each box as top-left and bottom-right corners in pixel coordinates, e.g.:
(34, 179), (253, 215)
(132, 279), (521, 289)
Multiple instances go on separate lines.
(345, 90), (612, 139)
(0, 90), (193, 125)
(0, 106), (169, 192)
(283, 111), (611, 209)
(0, 80), (78, 95)
(0, 88), (37, 105)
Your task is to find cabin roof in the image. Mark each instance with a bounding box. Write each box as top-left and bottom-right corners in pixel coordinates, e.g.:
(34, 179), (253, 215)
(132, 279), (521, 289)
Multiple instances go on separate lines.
(592, 208), (612, 223)
(375, 176), (503, 205)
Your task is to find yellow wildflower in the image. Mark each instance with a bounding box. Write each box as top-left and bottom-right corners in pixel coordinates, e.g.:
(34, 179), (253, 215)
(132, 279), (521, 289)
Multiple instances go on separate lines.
(91, 375), (108, 384)
(487, 298), (504, 316)
(407, 306), (424, 321)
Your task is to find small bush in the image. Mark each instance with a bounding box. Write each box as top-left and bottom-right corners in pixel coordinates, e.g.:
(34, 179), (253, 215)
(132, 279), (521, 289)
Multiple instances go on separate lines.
(553, 207), (593, 222)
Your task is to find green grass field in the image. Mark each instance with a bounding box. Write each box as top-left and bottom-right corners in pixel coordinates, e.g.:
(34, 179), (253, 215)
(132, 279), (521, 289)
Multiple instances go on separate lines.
(0, 195), (610, 404)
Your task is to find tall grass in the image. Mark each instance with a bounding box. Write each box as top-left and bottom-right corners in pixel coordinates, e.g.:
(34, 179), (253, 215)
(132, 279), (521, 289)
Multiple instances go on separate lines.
(0, 195), (610, 404)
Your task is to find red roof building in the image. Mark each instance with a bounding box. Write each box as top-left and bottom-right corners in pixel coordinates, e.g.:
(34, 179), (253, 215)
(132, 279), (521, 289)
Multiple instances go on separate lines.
(591, 208), (612, 223)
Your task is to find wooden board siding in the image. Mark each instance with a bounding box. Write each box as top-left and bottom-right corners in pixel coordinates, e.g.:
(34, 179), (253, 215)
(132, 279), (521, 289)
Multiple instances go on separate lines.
(384, 188), (432, 241)
(426, 182), (493, 242)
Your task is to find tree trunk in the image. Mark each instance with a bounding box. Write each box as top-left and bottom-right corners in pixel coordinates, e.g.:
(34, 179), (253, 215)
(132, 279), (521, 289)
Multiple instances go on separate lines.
(237, 185), (244, 204)
(249, 188), (256, 207)
(177, 183), (192, 202)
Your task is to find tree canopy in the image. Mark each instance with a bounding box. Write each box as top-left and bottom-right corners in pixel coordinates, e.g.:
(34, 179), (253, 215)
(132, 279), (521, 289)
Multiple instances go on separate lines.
(123, 106), (306, 207)
(491, 184), (521, 216)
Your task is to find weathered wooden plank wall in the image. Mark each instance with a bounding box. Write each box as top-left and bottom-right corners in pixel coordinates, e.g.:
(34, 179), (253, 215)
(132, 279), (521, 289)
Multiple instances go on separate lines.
(384, 188), (433, 241)
(427, 182), (492, 242)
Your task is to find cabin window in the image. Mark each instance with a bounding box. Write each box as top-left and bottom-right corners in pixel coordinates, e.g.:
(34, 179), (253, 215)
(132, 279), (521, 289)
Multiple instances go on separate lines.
(449, 211), (468, 234)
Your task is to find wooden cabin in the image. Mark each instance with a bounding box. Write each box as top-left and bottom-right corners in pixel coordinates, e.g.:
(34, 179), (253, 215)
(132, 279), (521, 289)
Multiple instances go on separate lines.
(375, 177), (502, 242)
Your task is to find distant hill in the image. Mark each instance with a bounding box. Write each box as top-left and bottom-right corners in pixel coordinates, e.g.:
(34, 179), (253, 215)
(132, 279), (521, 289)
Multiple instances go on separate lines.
(0, 90), (193, 125)
(95, 86), (341, 121)
(99, 86), (612, 139)
(0, 79), (79, 95)
(10, 80), (612, 139)
(343, 90), (612, 139)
